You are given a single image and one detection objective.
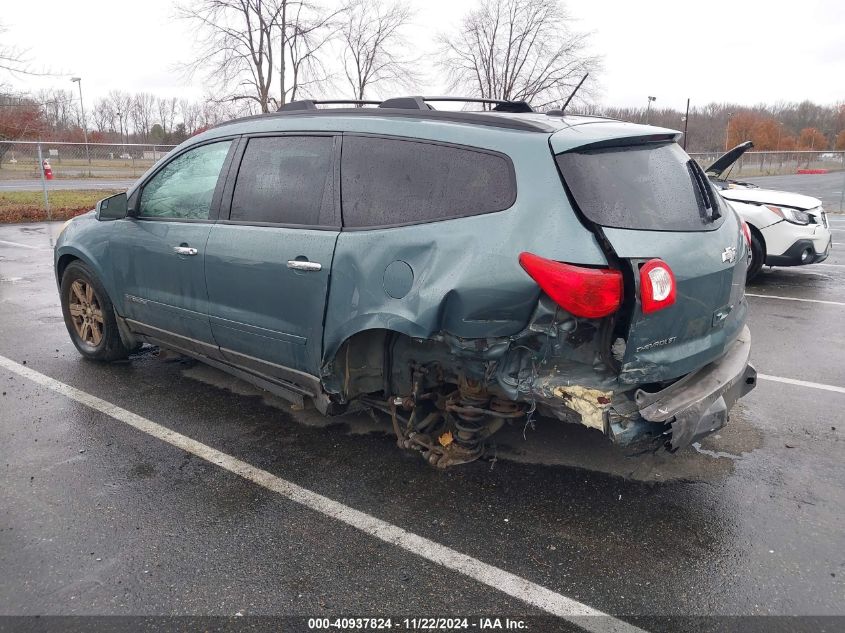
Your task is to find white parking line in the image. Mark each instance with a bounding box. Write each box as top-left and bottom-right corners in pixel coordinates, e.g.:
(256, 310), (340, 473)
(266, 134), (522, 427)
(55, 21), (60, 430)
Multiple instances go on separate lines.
(758, 374), (845, 395)
(746, 293), (845, 306)
(0, 239), (49, 251)
(812, 263), (845, 268)
(0, 354), (644, 633)
(758, 267), (832, 277)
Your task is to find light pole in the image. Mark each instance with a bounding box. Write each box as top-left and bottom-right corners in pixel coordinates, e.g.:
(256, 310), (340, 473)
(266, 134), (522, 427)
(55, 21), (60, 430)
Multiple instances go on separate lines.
(725, 112), (733, 151)
(646, 96), (656, 124)
(116, 109), (125, 155)
(70, 77), (91, 167)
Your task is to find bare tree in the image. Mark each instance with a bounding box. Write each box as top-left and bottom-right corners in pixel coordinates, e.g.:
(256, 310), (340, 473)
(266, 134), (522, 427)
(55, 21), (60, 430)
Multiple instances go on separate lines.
(179, 99), (203, 134)
(180, 0), (286, 112)
(157, 97), (178, 135)
(0, 92), (46, 166)
(277, 3), (339, 104)
(92, 98), (116, 133)
(0, 23), (58, 80)
(340, 0), (414, 101)
(131, 92), (156, 140)
(439, 0), (599, 109)
(34, 88), (80, 131)
(198, 94), (253, 128)
(108, 90), (133, 140)
(180, 0), (339, 112)
(0, 24), (32, 75)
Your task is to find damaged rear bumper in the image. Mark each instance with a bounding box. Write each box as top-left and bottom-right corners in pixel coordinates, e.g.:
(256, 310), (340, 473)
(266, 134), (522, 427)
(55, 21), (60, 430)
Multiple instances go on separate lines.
(617, 325), (756, 450)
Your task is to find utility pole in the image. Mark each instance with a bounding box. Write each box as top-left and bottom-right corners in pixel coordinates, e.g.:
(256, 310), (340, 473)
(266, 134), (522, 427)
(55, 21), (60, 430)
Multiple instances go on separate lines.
(116, 109), (125, 155)
(840, 168), (845, 212)
(70, 77), (91, 168)
(682, 98), (690, 150)
(646, 96), (656, 124)
(725, 112), (733, 151)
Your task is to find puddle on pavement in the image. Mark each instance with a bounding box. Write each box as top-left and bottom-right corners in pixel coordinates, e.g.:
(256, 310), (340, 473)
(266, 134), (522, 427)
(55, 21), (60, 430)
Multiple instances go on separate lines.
(182, 361), (764, 483)
(749, 269), (838, 288)
(692, 443), (737, 460)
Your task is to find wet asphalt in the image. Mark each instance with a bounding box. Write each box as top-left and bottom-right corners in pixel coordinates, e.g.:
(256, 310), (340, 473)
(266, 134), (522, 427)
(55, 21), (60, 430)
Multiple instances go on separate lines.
(747, 172), (845, 212)
(0, 212), (844, 631)
(0, 179), (136, 192)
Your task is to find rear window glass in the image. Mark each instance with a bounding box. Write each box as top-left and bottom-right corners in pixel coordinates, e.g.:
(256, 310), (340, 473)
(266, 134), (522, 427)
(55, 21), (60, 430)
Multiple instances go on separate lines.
(231, 136), (335, 226)
(556, 142), (722, 231)
(341, 136), (516, 228)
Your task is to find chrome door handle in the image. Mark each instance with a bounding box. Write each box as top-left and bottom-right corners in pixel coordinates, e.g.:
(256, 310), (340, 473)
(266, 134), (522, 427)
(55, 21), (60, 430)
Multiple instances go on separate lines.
(173, 246), (198, 256)
(287, 260), (322, 272)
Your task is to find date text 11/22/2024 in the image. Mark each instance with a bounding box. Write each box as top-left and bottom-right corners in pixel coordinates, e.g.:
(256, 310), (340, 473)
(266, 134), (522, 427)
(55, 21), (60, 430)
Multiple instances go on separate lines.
(307, 618), (528, 630)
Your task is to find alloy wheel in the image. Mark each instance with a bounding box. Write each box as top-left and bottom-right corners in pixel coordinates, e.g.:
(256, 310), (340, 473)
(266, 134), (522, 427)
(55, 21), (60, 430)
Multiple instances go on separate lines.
(68, 279), (104, 347)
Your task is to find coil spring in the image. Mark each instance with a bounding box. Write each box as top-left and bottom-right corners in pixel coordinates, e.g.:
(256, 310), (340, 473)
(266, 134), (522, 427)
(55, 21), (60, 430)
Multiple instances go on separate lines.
(452, 391), (489, 451)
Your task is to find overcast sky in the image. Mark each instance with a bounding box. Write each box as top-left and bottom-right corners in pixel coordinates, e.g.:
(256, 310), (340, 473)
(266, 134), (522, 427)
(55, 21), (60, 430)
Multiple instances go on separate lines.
(3, 0), (844, 111)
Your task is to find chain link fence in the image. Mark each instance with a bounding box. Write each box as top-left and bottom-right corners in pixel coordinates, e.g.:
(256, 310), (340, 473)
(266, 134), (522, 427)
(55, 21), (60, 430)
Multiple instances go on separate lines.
(1, 142), (843, 221)
(689, 150), (845, 178)
(3, 142), (844, 181)
(0, 141), (177, 180)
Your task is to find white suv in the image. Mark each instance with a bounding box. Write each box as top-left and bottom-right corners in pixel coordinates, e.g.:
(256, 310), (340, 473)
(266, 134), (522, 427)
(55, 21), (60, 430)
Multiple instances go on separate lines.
(707, 142), (832, 281)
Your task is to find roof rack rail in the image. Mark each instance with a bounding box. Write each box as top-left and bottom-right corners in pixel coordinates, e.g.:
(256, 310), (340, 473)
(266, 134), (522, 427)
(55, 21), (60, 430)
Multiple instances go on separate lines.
(418, 96), (534, 113)
(279, 99), (382, 111)
(379, 96), (430, 110)
(278, 96), (534, 113)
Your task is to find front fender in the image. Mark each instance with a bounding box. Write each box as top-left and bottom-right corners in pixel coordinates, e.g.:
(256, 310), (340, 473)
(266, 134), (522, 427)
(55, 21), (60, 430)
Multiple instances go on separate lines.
(728, 199), (780, 231)
(54, 216), (117, 310)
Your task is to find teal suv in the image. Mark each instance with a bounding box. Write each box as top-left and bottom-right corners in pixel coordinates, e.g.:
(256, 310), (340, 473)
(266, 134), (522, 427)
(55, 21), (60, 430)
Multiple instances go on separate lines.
(55, 96), (756, 467)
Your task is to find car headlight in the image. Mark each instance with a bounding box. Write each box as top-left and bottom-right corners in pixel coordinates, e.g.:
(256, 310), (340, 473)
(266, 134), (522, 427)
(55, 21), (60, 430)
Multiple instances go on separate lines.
(809, 206), (828, 228)
(765, 205), (810, 225)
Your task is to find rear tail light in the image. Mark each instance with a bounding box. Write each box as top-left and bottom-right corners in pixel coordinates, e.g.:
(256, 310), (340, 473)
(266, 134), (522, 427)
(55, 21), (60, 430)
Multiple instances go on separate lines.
(518, 252), (622, 319)
(741, 221), (752, 248)
(639, 259), (676, 314)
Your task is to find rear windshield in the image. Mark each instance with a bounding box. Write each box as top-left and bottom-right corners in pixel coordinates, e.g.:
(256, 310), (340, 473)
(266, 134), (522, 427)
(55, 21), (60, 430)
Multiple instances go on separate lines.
(556, 142), (724, 231)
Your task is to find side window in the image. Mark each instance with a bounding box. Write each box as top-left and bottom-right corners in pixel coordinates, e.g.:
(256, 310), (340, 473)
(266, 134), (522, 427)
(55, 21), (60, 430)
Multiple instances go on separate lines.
(230, 136), (336, 226)
(341, 136), (516, 228)
(139, 141), (232, 220)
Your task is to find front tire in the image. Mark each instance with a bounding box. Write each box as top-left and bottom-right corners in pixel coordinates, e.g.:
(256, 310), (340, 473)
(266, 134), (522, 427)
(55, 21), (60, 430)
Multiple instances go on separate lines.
(746, 231), (765, 283)
(60, 261), (131, 361)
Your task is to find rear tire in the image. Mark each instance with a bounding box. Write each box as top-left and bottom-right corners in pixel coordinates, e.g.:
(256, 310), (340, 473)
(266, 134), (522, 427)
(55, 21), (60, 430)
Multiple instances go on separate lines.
(60, 261), (131, 362)
(746, 231), (765, 283)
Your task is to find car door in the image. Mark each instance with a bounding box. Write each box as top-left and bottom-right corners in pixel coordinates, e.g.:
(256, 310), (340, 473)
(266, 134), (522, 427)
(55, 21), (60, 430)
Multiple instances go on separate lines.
(110, 138), (236, 357)
(204, 134), (340, 385)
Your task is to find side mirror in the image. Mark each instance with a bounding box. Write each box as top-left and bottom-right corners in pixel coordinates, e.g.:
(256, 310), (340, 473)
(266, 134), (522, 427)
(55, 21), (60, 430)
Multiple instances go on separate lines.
(96, 192), (128, 220)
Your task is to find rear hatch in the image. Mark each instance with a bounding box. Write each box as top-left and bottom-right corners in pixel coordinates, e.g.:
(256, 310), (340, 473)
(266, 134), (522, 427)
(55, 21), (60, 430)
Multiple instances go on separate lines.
(552, 130), (748, 384)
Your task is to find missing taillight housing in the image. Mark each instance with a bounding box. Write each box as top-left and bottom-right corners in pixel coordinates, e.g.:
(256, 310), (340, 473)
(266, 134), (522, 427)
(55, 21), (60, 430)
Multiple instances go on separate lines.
(639, 259), (676, 314)
(518, 252), (622, 319)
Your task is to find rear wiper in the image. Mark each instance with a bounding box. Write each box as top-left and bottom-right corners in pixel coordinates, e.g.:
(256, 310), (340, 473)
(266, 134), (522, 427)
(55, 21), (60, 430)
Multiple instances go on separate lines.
(687, 160), (721, 222)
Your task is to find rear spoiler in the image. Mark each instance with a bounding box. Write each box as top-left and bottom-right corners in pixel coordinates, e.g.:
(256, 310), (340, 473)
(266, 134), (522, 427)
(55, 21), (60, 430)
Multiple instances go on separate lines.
(557, 133), (679, 154)
(549, 121), (682, 155)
